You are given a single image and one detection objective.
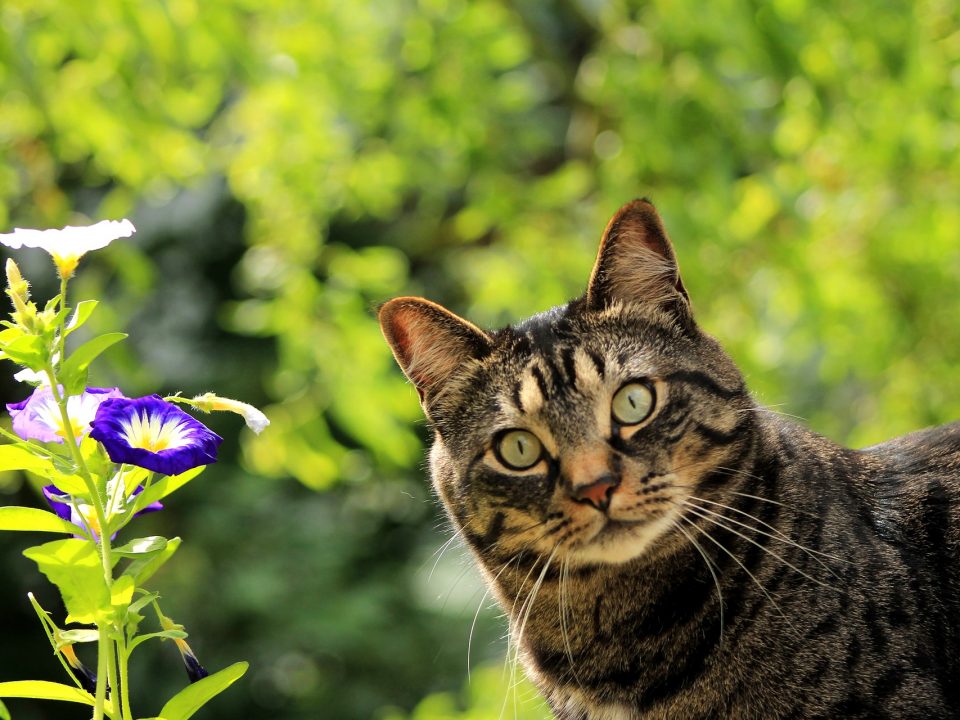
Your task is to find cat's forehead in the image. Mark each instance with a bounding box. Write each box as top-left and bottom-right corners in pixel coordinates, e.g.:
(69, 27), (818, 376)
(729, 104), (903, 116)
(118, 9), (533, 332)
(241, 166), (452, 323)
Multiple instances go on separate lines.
(488, 301), (687, 370)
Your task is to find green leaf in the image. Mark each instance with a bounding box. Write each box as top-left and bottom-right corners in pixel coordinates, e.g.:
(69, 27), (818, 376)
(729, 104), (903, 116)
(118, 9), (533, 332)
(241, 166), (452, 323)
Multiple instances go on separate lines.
(127, 628), (189, 654)
(65, 300), (98, 335)
(45, 470), (88, 496)
(0, 698), (9, 720)
(0, 680), (93, 705)
(157, 662), (249, 720)
(0, 681), (118, 718)
(136, 466), (205, 509)
(0, 445), (53, 474)
(59, 332), (127, 395)
(0, 334), (48, 367)
(0, 507), (78, 534)
(57, 628), (99, 646)
(122, 537), (181, 585)
(114, 536), (168, 558)
(23, 539), (110, 624)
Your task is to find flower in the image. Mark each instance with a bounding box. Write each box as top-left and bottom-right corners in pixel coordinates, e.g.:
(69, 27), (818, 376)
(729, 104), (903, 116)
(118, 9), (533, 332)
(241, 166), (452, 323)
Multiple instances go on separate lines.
(159, 614), (209, 683)
(90, 395), (222, 475)
(6, 386), (125, 444)
(177, 392), (270, 434)
(0, 219), (135, 278)
(61, 644), (98, 694)
(43, 484), (162, 542)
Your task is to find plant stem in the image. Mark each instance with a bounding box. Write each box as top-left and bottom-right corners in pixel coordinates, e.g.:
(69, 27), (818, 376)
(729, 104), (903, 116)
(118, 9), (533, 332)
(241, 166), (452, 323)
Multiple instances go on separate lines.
(107, 638), (121, 720)
(117, 635), (133, 720)
(47, 282), (116, 720)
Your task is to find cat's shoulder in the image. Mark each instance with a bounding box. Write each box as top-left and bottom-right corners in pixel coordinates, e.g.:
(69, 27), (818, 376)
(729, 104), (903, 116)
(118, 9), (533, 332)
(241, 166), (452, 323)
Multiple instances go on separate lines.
(862, 420), (960, 471)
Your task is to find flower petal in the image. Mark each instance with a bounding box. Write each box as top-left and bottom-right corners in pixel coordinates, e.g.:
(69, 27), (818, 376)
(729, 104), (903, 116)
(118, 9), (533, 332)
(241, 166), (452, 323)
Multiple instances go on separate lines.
(0, 219), (135, 255)
(7, 386), (125, 444)
(90, 395), (222, 475)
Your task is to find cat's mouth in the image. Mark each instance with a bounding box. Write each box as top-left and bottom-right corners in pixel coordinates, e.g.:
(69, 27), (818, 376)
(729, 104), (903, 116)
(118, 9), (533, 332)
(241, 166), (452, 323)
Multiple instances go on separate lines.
(570, 510), (679, 565)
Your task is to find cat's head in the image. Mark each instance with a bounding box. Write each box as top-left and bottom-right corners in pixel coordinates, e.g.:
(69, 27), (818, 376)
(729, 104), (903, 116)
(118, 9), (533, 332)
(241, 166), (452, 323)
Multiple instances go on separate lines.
(380, 200), (753, 568)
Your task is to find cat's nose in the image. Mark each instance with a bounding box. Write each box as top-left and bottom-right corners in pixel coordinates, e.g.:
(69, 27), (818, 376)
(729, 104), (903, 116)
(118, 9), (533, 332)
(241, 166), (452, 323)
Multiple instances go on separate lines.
(571, 474), (618, 511)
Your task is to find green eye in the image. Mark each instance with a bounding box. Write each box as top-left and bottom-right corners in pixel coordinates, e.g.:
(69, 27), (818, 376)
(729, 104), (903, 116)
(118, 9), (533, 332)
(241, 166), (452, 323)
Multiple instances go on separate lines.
(611, 382), (655, 425)
(495, 430), (543, 470)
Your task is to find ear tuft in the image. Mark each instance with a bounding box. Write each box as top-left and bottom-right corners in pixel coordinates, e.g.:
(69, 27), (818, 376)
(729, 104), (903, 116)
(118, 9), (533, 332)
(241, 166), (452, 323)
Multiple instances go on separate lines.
(587, 199), (691, 314)
(379, 297), (491, 400)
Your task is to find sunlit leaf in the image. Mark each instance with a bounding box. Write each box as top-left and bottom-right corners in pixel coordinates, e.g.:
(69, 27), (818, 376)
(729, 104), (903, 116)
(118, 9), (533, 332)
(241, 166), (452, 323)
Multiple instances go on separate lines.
(59, 332), (127, 395)
(157, 662), (249, 720)
(122, 537), (181, 586)
(0, 507), (78, 534)
(22, 539), (109, 625)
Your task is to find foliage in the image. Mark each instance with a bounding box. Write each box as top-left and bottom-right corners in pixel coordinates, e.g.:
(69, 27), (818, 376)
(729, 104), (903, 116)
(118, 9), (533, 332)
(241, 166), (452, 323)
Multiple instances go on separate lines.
(1, 0), (958, 717)
(0, 228), (261, 719)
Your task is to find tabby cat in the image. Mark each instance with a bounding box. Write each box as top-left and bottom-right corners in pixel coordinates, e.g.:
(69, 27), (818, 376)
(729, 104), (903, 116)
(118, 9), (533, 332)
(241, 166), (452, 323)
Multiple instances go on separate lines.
(378, 199), (960, 719)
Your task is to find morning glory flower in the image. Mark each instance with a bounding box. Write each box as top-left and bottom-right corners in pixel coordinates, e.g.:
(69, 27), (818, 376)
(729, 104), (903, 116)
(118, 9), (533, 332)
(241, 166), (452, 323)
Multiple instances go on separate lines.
(6, 386), (125, 444)
(43, 484), (162, 542)
(159, 614), (209, 683)
(90, 395), (222, 475)
(175, 392), (270, 434)
(61, 644), (98, 694)
(0, 218), (135, 279)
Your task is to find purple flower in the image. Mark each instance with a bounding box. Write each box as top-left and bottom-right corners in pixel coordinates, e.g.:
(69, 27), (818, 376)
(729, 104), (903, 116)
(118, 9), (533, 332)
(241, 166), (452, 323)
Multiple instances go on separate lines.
(90, 395), (222, 475)
(43, 485), (162, 542)
(6, 386), (125, 444)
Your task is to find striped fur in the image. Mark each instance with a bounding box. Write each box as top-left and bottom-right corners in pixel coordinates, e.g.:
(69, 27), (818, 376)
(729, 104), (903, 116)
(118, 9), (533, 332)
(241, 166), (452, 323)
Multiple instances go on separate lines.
(379, 200), (960, 718)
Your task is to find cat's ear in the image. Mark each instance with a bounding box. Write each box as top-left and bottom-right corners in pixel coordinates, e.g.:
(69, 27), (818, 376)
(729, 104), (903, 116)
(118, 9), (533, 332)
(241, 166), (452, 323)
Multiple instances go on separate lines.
(586, 199), (691, 318)
(379, 297), (492, 400)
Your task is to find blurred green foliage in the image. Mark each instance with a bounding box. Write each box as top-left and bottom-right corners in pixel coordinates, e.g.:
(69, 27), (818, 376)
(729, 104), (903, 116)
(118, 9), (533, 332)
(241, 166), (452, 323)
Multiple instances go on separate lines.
(0, 0), (958, 717)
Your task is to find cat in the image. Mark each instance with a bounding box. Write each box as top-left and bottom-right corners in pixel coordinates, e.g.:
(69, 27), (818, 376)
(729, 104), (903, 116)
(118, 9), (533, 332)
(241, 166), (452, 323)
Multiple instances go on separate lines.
(378, 199), (960, 719)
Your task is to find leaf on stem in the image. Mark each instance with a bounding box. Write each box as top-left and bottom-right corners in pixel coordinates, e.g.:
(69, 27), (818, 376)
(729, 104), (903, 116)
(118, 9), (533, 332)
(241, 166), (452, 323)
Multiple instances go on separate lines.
(65, 300), (98, 335)
(23, 539), (110, 624)
(0, 683), (118, 717)
(0, 506), (79, 534)
(59, 332), (127, 395)
(0, 445), (53, 474)
(135, 467), (205, 509)
(113, 536), (168, 558)
(122, 537), (181, 586)
(156, 662), (249, 720)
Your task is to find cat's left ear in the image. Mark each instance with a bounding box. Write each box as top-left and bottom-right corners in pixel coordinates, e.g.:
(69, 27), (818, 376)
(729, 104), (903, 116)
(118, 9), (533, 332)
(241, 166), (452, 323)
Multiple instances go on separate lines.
(379, 297), (492, 402)
(586, 199), (692, 321)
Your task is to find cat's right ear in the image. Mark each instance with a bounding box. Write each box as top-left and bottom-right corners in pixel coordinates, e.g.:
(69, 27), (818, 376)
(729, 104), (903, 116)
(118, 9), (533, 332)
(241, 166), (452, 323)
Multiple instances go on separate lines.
(586, 199), (692, 323)
(379, 297), (492, 401)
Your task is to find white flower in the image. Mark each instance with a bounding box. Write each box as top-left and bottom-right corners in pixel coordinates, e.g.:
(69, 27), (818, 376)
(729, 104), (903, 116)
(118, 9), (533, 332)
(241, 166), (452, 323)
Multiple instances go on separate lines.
(188, 393), (271, 434)
(0, 219), (135, 278)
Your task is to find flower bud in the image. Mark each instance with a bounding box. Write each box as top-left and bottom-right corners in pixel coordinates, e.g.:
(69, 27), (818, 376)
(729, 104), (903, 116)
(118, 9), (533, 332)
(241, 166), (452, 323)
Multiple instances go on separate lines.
(4, 258), (37, 329)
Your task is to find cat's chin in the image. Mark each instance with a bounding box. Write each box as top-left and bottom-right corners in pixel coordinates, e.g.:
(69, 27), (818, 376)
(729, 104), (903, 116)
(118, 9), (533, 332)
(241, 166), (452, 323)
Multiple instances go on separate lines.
(567, 512), (678, 566)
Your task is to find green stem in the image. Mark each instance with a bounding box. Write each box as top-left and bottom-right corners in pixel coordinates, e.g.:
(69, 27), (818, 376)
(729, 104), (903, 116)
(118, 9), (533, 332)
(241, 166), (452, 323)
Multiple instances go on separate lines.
(46, 282), (116, 720)
(117, 635), (133, 720)
(107, 639), (121, 720)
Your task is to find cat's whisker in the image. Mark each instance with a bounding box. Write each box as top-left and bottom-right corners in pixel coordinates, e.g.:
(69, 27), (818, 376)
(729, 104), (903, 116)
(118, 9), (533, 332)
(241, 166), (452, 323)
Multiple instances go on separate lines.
(467, 555), (519, 683)
(678, 514), (802, 638)
(687, 495), (851, 569)
(734, 405), (807, 422)
(558, 555), (587, 692)
(499, 551), (545, 719)
(679, 501), (838, 592)
(500, 549), (557, 720)
(427, 526), (465, 583)
(670, 518), (724, 644)
(726, 488), (820, 519)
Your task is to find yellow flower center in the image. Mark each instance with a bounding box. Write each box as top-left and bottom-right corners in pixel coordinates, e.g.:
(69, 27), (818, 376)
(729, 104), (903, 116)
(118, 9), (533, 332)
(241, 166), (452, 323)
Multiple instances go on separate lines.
(121, 411), (190, 452)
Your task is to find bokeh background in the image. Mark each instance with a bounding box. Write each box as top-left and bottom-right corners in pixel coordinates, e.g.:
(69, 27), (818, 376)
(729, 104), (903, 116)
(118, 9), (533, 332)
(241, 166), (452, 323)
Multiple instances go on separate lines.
(1, 0), (959, 718)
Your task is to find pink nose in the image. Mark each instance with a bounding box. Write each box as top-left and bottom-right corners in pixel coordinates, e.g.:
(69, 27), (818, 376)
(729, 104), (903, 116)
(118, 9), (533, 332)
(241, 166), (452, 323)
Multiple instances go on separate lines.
(571, 475), (617, 511)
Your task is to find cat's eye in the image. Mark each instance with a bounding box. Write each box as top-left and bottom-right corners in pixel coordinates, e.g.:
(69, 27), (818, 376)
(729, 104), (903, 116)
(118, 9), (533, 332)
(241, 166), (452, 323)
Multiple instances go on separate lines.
(495, 430), (543, 470)
(611, 381), (656, 425)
